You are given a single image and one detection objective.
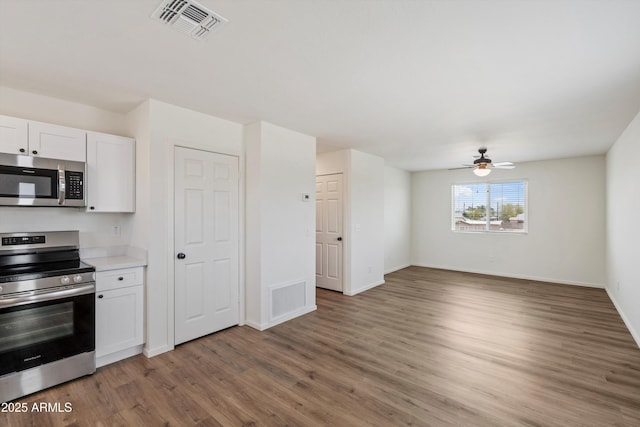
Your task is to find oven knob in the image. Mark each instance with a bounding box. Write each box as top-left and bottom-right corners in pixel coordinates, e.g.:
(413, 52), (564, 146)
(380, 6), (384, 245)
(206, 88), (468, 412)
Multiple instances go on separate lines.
(61, 276), (70, 285)
(73, 274), (83, 283)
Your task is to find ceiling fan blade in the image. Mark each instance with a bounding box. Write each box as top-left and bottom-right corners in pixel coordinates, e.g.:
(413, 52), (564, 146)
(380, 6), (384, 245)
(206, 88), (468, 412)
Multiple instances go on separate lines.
(448, 165), (474, 170)
(493, 165), (516, 169)
(492, 162), (514, 167)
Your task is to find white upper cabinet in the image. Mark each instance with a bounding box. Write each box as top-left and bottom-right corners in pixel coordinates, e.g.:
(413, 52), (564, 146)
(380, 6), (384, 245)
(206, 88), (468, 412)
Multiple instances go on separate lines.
(1, 115), (86, 161)
(28, 121), (86, 162)
(0, 115), (28, 155)
(86, 132), (135, 213)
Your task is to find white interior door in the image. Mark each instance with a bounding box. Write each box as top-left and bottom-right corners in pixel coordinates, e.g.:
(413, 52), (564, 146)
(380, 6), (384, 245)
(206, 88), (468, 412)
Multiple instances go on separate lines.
(316, 173), (343, 291)
(174, 147), (239, 345)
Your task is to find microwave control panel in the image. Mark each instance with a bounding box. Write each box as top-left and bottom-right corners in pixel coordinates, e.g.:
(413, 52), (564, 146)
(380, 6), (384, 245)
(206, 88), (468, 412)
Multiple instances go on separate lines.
(66, 172), (84, 200)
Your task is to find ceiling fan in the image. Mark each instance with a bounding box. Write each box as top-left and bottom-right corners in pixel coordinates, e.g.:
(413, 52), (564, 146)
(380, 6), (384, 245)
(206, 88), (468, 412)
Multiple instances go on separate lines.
(449, 148), (515, 176)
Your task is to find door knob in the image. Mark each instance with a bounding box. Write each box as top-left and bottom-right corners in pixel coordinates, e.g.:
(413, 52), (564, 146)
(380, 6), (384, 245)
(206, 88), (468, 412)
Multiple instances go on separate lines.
(337, 237), (342, 241)
(177, 253), (186, 259)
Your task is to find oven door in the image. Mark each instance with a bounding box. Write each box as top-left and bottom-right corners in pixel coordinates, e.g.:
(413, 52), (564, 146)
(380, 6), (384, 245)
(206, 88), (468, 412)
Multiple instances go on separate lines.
(0, 284), (95, 376)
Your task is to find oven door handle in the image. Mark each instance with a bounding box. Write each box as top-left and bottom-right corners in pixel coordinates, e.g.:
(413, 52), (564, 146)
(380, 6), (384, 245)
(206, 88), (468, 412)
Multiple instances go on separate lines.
(58, 165), (66, 205)
(0, 283), (95, 309)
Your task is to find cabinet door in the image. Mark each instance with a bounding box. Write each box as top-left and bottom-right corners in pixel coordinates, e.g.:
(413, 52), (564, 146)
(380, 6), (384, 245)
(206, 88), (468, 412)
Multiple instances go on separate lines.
(0, 115), (28, 155)
(95, 285), (143, 358)
(86, 132), (135, 212)
(28, 121), (86, 162)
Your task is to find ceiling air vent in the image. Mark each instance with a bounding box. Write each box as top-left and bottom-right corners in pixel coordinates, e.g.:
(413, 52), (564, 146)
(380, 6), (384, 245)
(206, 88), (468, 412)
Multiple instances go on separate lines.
(152, 0), (227, 41)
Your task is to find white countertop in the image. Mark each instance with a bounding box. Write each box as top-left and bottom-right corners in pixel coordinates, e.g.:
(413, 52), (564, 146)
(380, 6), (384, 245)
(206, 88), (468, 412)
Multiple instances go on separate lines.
(82, 255), (146, 272)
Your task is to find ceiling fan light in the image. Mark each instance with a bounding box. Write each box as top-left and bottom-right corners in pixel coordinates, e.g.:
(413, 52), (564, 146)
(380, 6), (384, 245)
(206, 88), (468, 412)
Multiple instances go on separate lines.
(474, 166), (491, 177)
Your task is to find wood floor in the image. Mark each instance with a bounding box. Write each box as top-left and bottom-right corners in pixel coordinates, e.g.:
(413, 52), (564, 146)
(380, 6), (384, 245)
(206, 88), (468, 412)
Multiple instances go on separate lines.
(3, 266), (640, 426)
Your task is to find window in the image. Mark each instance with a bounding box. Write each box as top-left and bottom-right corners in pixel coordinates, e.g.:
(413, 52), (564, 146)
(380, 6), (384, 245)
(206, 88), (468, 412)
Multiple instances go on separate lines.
(452, 181), (527, 233)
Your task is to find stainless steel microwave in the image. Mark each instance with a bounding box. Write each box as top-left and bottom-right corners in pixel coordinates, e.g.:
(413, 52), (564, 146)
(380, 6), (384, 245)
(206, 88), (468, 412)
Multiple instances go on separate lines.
(0, 153), (85, 207)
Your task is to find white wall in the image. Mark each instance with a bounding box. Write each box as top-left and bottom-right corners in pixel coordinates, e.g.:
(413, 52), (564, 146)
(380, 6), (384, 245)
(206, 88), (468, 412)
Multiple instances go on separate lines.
(349, 150), (385, 295)
(125, 100), (150, 252)
(0, 86), (127, 135)
(412, 155), (606, 287)
(0, 86), (133, 248)
(245, 121), (317, 329)
(317, 149), (350, 176)
(244, 122), (262, 327)
(606, 109), (640, 347)
(384, 165), (411, 274)
(136, 99), (244, 357)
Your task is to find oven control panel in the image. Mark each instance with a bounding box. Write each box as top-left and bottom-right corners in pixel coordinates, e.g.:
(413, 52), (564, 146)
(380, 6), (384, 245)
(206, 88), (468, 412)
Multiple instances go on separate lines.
(0, 231), (78, 253)
(59, 275), (85, 285)
(60, 272), (95, 286)
(0, 271), (95, 297)
(2, 235), (45, 246)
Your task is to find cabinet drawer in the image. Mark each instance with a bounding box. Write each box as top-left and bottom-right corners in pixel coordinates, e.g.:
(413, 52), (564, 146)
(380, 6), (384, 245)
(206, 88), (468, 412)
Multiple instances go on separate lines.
(96, 267), (143, 291)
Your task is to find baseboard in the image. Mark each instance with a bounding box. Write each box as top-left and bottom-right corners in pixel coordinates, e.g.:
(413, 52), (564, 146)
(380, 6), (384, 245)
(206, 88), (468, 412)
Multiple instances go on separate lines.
(143, 343), (174, 358)
(245, 320), (264, 331)
(411, 263), (605, 288)
(345, 279), (385, 296)
(97, 345), (143, 368)
(245, 305), (317, 331)
(605, 287), (640, 349)
(384, 264), (411, 275)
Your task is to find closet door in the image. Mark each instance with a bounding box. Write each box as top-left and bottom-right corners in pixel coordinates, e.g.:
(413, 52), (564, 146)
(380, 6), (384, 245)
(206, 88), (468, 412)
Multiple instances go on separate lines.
(174, 147), (239, 345)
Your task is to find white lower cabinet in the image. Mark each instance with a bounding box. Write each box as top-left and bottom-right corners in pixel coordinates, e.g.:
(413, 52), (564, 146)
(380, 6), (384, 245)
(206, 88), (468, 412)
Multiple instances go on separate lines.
(95, 267), (144, 367)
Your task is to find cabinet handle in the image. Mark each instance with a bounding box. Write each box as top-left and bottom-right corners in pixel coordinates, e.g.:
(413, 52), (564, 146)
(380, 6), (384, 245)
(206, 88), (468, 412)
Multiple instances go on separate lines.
(118, 277), (124, 281)
(19, 148), (26, 153)
(32, 150), (38, 155)
(98, 294), (104, 299)
(90, 206), (95, 210)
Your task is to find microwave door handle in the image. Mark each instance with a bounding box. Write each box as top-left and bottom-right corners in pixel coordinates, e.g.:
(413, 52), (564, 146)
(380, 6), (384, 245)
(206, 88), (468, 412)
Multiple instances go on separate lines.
(58, 166), (66, 205)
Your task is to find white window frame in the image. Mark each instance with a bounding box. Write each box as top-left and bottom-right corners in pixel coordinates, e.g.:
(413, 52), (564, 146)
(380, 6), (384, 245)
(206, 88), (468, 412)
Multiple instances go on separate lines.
(451, 179), (528, 234)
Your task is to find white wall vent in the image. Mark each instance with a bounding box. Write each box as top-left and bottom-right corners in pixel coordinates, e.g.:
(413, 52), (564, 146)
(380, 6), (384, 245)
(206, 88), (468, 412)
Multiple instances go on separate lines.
(152, 0), (227, 41)
(271, 281), (306, 321)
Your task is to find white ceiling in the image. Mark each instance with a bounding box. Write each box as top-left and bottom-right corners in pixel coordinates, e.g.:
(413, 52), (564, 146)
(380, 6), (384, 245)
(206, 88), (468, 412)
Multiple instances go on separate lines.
(1, 0), (640, 171)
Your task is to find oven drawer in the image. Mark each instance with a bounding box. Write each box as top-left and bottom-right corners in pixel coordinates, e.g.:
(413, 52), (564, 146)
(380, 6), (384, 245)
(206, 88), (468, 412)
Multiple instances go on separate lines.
(96, 267), (143, 292)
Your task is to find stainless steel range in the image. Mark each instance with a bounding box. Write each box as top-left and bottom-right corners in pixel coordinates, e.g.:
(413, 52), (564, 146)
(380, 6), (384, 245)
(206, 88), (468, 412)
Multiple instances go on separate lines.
(0, 231), (96, 403)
